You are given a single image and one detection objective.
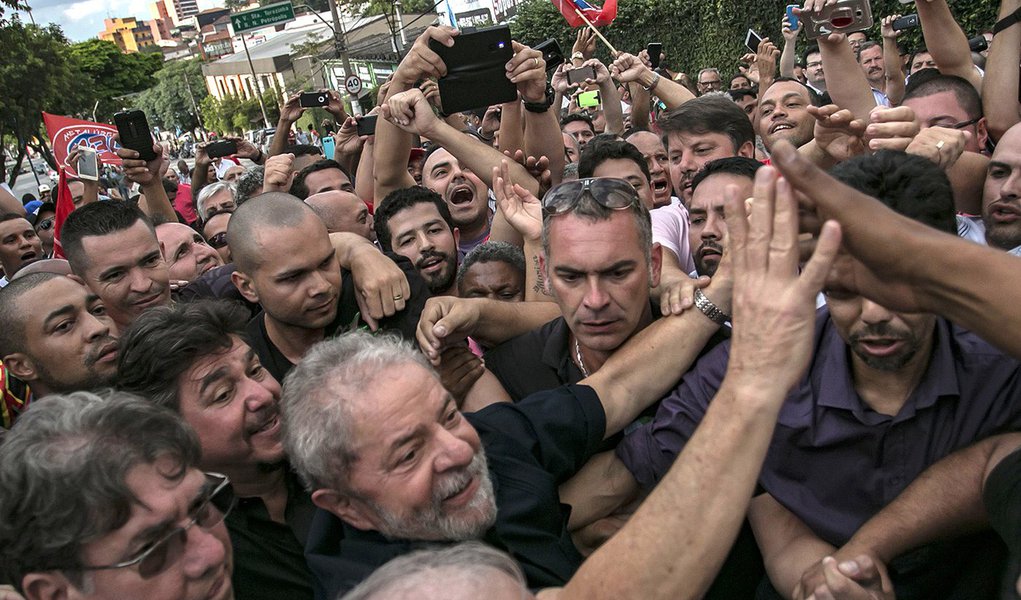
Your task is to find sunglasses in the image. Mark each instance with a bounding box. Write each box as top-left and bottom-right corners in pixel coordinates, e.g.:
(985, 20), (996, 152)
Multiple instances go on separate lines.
(541, 178), (640, 216)
(36, 217), (54, 231)
(66, 472), (235, 579)
(207, 232), (228, 249)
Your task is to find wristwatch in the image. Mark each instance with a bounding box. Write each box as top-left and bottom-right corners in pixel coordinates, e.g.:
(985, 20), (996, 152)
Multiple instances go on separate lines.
(523, 83), (555, 113)
(571, 51), (585, 61)
(694, 288), (730, 326)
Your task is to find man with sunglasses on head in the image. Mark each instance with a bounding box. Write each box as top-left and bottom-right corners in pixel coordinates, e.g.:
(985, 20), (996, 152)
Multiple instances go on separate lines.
(0, 390), (235, 600)
(30, 202), (55, 258)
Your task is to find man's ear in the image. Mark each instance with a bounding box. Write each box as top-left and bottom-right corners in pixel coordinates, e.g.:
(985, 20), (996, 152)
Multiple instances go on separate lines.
(311, 489), (376, 532)
(452, 227), (460, 250)
(737, 141), (756, 158)
(5, 354), (39, 385)
(649, 243), (663, 289)
(230, 270), (260, 304)
(22, 571), (72, 600)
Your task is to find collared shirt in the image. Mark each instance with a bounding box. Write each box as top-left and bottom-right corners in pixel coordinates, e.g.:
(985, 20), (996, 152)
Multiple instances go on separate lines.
(651, 201), (696, 273)
(872, 88), (891, 107)
(226, 469), (317, 600)
(304, 385), (607, 599)
(617, 308), (1021, 546)
(484, 317), (586, 401)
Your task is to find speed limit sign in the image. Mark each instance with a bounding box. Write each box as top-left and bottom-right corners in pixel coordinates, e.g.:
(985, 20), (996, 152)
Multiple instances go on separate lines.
(345, 75), (363, 96)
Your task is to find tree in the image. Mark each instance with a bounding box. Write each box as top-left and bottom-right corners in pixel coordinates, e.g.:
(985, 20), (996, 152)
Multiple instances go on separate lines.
(69, 39), (164, 121)
(0, 17), (90, 183)
(137, 58), (208, 133)
(339, 0), (434, 18)
(0, 0), (27, 25)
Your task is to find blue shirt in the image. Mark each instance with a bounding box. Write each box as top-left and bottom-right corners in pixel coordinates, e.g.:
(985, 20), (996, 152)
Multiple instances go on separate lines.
(617, 308), (1021, 546)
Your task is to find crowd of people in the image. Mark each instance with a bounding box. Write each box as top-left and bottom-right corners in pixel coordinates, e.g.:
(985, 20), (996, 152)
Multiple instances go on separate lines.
(0, 0), (1020, 598)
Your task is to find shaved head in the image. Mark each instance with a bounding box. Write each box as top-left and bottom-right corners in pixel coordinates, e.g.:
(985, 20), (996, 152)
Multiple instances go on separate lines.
(227, 192), (324, 273)
(305, 190), (374, 240)
(0, 272), (64, 355)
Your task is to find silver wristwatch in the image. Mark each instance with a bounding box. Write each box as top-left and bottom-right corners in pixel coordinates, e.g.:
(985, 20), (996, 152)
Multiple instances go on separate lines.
(694, 288), (730, 326)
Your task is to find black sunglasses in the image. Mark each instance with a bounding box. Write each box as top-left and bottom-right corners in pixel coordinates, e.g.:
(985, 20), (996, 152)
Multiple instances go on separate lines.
(36, 217), (54, 231)
(207, 232), (228, 249)
(541, 178), (640, 216)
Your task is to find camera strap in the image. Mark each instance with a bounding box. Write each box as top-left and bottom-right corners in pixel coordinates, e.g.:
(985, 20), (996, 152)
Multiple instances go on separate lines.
(994, 6), (1021, 35)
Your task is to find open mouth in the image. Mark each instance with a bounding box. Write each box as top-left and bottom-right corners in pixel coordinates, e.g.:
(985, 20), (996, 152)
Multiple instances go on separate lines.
(418, 254), (446, 273)
(20, 250), (37, 262)
(247, 412), (280, 437)
(770, 123), (795, 134)
(652, 179), (670, 194)
(992, 204), (1021, 221)
(448, 184), (475, 206)
(856, 338), (905, 357)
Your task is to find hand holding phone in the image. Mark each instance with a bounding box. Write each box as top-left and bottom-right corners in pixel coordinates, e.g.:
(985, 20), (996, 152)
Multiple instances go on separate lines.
(76, 147), (99, 181)
(745, 29), (764, 53)
(356, 115), (378, 136)
(891, 14), (919, 32)
(299, 91), (330, 108)
(786, 5), (800, 31)
(205, 140), (238, 159)
(114, 110), (157, 162)
(567, 65), (596, 85)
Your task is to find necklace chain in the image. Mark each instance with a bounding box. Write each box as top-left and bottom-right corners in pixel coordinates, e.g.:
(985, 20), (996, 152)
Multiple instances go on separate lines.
(574, 338), (590, 378)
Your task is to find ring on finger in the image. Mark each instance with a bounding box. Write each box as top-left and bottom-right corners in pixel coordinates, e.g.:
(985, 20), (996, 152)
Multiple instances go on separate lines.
(935, 140), (945, 151)
(533, 57), (539, 68)
(393, 294), (404, 301)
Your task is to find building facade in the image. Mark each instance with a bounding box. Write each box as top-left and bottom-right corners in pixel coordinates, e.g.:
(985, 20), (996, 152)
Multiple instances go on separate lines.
(99, 17), (157, 53)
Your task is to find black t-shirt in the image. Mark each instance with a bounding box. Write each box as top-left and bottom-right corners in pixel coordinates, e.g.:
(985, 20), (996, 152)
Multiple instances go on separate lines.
(246, 254), (430, 383)
(985, 445), (1021, 599)
(226, 469), (316, 600)
(304, 384), (607, 600)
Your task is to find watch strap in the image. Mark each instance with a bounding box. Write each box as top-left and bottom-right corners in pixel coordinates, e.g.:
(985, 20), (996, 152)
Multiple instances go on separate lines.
(694, 288), (730, 326)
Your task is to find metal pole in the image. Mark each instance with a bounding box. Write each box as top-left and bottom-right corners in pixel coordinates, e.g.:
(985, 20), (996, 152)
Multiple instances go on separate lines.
(394, 0), (407, 48)
(240, 33), (271, 127)
(325, 0), (362, 116)
(182, 71), (205, 133)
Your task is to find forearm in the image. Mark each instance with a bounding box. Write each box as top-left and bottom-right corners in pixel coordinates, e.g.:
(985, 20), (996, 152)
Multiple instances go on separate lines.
(372, 108), (417, 201)
(524, 104), (566, 188)
(427, 120), (539, 196)
(523, 237), (554, 302)
(488, 208), (525, 247)
(882, 37), (906, 106)
(780, 41), (797, 78)
(749, 494), (836, 599)
(81, 181), (99, 205)
(586, 307), (723, 437)
(598, 82), (624, 136)
(984, 0), (1021, 141)
(329, 231), (378, 269)
(471, 299), (560, 347)
(191, 160), (210, 205)
(268, 118), (294, 158)
(819, 37), (877, 120)
(498, 101), (525, 157)
(0, 186), (24, 215)
(797, 139), (839, 170)
(354, 140), (375, 203)
(556, 380), (786, 600)
(560, 451), (640, 531)
(946, 152), (988, 215)
(628, 83), (652, 131)
(840, 435), (1009, 564)
(333, 140), (359, 177)
(917, 0), (982, 89)
(138, 181), (177, 222)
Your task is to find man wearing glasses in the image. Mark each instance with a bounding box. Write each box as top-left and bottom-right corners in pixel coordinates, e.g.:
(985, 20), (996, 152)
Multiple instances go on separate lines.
(902, 70), (989, 154)
(30, 202), (56, 258)
(0, 391), (236, 600)
(697, 68), (724, 95)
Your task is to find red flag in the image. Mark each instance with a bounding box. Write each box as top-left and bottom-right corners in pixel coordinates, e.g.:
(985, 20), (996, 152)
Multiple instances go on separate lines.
(550, 0), (617, 27)
(42, 112), (122, 177)
(51, 165), (75, 259)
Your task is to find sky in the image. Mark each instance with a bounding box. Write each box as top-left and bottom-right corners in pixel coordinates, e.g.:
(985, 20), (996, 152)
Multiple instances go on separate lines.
(12, 0), (221, 42)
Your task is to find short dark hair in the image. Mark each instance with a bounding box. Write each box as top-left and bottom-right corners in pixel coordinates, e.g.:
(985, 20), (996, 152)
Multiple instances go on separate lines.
(762, 76), (823, 107)
(117, 299), (252, 411)
(234, 165), (265, 206)
(0, 390), (200, 591)
(0, 212), (26, 224)
(803, 44), (821, 62)
(374, 186), (454, 253)
(727, 88), (757, 102)
(829, 150), (955, 235)
(561, 112), (595, 134)
(856, 40), (882, 61)
(284, 144), (323, 157)
(657, 95), (755, 153)
(0, 272), (63, 355)
(456, 241), (525, 294)
(577, 137), (652, 184)
(60, 201), (153, 275)
(903, 70), (982, 119)
(690, 156), (765, 193)
(289, 159), (354, 200)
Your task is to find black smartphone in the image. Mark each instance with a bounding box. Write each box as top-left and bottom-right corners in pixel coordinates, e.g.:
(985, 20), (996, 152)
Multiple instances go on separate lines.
(299, 91), (329, 108)
(892, 13), (919, 32)
(428, 25), (517, 114)
(356, 115), (378, 136)
(113, 110), (157, 162)
(205, 140), (237, 159)
(647, 43), (662, 69)
(535, 38), (564, 73)
(968, 35), (988, 53)
(567, 65), (596, 85)
(745, 29), (763, 53)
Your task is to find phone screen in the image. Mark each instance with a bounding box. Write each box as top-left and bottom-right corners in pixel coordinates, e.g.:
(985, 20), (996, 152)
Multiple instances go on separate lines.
(745, 29), (763, 53)
(578, 90), (601, 108)
(568, 66), (596, 85)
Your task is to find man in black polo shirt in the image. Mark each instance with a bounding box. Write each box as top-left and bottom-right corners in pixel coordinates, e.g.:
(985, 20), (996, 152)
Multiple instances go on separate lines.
(227, 193), (427, 382)
(117, 299), (314, 600)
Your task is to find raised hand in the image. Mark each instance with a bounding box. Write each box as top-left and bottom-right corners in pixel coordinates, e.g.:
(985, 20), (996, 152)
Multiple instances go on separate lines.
(492, 159), (543, 242)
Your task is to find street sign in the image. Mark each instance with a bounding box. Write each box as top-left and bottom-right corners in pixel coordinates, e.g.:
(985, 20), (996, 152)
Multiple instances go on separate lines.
(345, 75), (363, 96)
(230, 1), (296, 34)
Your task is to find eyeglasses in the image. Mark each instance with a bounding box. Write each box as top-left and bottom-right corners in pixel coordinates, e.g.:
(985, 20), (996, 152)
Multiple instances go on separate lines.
(949, 117), (981, 130)
(207, 232), (228, 249)
(36, 217), (54, 231)
(67, 472), (235, 579)
(541, 178), (640, 216)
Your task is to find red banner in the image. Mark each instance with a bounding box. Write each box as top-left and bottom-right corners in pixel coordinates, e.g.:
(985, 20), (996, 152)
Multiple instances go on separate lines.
(550, 0), (617, 27)
(42, 112), (122, 177)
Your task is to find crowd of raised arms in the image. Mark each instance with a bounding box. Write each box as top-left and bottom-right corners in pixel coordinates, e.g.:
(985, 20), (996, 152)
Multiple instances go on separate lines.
(2, 0), (1021, 598)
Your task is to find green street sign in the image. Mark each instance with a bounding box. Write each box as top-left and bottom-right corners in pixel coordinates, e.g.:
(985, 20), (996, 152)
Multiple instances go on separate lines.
(230, 1), (296, 33)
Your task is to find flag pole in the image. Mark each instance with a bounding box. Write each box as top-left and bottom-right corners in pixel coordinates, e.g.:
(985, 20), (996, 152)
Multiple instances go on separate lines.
(572, 4), (617, 55)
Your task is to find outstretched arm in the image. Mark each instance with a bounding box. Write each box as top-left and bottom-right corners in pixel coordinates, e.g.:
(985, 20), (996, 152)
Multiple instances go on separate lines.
(916, 0), (983, 91)
(984, 0), (1021, 141)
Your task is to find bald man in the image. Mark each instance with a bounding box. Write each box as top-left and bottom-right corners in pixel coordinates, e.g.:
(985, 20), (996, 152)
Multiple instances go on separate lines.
(305, 190), (375, 242)
(155, 221), (224, 282)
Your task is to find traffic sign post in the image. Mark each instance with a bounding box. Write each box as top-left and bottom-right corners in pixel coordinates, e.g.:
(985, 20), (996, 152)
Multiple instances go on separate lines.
(344, 75), (362, 96)
(230, 1), (296, 33)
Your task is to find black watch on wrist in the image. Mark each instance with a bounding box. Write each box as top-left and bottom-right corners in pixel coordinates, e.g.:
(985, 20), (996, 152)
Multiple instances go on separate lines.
(522, 84), (555, 113)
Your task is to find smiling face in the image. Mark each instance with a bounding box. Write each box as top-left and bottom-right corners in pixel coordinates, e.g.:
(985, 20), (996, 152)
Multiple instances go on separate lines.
(313, 364), (497, 542)
(983, 126), (1021, 251)
(542, 210), (660, 355)
(177, 336), (284, 474)
(387, 202), (459, 296)
(4, 276), (120, 395)
(0, 216), (42, 277)
(422, 148), (490, 232)
(77, 221), (171, 329)
(627, 131), (673, 208)
(757, 81), (815, 151)
(156, 223), (224, 282)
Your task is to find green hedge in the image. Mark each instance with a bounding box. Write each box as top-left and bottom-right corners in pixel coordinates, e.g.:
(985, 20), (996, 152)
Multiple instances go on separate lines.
(510, 0), (995, 79)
